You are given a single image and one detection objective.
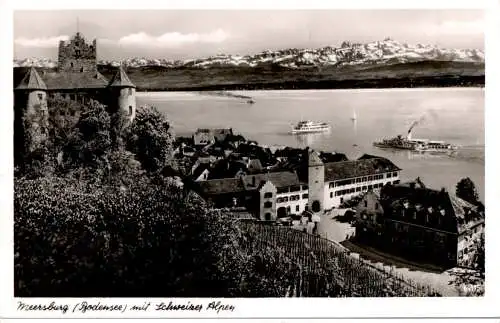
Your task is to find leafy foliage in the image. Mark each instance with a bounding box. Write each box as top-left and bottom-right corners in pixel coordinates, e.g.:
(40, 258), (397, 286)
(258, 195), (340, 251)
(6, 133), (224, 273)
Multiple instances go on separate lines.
(125, 105), (175, 173)
(456, 177), (480, 205)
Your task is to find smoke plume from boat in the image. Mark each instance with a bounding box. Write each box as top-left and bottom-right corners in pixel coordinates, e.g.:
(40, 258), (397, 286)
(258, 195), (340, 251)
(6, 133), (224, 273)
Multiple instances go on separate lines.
(406, 109), (438, 139)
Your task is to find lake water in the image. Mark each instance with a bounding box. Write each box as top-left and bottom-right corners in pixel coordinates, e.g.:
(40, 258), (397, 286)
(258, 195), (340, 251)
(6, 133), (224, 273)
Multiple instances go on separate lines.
(137, 88), (485, 200)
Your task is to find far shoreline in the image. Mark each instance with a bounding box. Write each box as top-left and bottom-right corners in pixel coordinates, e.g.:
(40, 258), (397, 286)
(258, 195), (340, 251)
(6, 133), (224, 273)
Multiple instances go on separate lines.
(133, 75), (484, 92)
(136, 85), (484, 94)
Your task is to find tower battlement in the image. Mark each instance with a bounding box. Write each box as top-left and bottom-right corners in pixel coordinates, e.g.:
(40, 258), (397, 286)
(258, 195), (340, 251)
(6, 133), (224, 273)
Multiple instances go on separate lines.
(58, 32), (97, 72)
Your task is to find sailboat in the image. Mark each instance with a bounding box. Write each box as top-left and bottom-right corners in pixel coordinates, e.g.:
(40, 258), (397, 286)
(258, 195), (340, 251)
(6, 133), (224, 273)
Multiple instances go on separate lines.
(350, 110), (357, 122)
(351, 109), (358, 147)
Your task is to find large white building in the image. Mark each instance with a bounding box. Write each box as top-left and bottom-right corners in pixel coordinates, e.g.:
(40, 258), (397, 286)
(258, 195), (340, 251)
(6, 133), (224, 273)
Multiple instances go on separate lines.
(196, 151), (402, 221)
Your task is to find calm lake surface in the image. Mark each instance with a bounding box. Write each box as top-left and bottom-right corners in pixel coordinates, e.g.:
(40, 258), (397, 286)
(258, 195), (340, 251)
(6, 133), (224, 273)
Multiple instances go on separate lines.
(137, 88), (485, 200)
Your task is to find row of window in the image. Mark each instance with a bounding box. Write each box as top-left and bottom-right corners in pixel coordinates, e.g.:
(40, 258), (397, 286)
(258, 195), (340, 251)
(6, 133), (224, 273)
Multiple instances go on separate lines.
(329, 172), (397, 188)
(276, 194), (308, 203)
(332, 182), (392, 197)
(277, 185), (308, 194)
(263, 203), (302, 214)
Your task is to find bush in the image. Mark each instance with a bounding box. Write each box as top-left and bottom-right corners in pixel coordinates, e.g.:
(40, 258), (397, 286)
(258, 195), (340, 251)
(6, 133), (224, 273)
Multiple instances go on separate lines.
(14, 176), (248, 297)
(125, 106), (174, 173)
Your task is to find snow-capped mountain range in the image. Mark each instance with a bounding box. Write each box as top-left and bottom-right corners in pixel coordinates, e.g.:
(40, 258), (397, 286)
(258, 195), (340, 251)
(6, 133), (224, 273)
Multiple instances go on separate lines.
(14, 38), (484, 69)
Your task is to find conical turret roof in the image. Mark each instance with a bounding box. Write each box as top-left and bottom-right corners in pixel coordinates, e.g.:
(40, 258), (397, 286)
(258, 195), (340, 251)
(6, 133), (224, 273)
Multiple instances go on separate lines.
(15, 66), (47, 91)
(108, 65), (135, 88)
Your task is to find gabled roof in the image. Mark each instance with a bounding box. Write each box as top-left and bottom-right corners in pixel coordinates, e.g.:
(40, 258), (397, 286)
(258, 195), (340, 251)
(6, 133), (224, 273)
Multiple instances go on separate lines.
(381, 180), (483, 234)
(192, 162), (211, 180)
(196, 178), (246, 195)
(242, 171), (300, 190)
(108, 65), (135, 88)
(324, 157), (401, 182)
(42, 71), (109, 90)
(213, 128), (233, 142)
(15, 66), (47, 90)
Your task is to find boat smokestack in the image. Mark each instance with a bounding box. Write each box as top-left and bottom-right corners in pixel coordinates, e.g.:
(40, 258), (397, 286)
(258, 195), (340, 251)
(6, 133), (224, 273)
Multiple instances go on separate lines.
(407, 129), (412, 140)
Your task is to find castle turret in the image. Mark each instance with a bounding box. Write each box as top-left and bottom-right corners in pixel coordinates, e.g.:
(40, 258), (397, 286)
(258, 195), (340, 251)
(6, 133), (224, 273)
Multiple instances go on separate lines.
(307, 150), (325, 215)
(14, 66), (49, 162)
(108, 65), (136, 121)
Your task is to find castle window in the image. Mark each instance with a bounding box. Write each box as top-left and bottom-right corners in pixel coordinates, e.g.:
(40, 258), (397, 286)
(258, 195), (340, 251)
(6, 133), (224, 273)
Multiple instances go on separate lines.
(128, 88), (133, 95)
(375, 203), (379, 210)
(264, 201), (272, 208)
(70, 62), (74, 68)
(296, 205), (299, 212)
(80, 67), (84, 72)
(129, 106), (133, 116)
(37, 93), (43, 100)
(264, 192), (273, 198)
(302, 194), (308, 199)
(364, 201), (368, 207)
(330, 192), (333, 198)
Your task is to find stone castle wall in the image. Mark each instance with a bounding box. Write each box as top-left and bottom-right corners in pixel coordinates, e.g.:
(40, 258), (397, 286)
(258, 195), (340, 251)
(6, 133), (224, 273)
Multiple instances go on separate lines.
(57, 34), (97, 72)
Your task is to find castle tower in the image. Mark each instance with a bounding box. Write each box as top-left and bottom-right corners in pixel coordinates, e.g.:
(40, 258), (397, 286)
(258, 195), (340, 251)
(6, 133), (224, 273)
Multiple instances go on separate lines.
(14, 66), (49, 162)
(108, 65), (136, 121)
(307, 150), (325, 214)
(58, 32), (97, 72)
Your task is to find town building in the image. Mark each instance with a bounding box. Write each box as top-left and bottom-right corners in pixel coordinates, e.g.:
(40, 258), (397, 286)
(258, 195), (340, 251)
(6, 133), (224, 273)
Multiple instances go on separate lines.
(14, 31), (136, 163)
(307, 150), (402, 210)
(195, 149), (402, 222)
(354, 178), (485, 268)
(193, 128), (233, 146)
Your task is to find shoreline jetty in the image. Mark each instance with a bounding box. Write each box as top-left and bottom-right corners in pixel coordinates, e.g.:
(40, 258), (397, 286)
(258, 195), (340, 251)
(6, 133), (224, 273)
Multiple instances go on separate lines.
(200, 91), (255, 103)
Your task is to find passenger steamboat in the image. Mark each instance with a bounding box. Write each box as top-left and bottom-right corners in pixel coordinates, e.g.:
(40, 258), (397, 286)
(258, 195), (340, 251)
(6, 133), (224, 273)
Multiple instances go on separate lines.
(290, 121), (331, 134)
(373, 128), (457, 152)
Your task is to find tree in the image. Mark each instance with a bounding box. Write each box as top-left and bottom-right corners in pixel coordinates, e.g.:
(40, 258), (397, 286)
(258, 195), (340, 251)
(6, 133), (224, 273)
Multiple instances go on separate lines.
(456, 177), (480, 205)
(125, 106), (174, 173)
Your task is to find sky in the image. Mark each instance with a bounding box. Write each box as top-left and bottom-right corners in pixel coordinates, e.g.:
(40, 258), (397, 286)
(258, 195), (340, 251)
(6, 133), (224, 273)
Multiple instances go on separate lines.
(13, 10), (484, 60)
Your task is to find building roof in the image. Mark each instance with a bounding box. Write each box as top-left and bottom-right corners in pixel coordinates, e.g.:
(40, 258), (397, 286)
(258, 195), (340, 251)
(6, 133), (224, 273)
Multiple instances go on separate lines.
(308, 151), (324, 167)
(15, 66), (47, 90)
(196, 178), (246, 195)
(381, 180), (483, 234)
(242, 171), (300, 190)
(213, 128), (233, 142)
(324, 157), (401, 182)
(192, 162), (211, 180)
(108, 65), (136, 88)
(42, 71), (110, 90)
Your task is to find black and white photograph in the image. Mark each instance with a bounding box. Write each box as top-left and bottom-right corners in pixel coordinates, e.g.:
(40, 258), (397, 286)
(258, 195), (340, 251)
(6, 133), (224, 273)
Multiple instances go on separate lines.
(2, 0), (499, 320)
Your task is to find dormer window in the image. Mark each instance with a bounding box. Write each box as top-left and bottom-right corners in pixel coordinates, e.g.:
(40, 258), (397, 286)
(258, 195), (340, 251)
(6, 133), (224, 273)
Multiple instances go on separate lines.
(80, 67), (84, 72)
